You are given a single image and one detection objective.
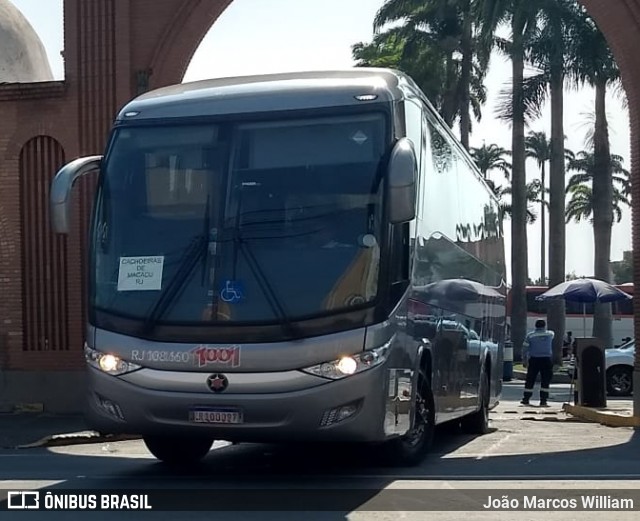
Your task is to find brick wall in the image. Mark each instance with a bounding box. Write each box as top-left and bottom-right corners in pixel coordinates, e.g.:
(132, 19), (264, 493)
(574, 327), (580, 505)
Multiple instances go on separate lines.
(0, 0), (233, 377)
(0, 84), (79, 370)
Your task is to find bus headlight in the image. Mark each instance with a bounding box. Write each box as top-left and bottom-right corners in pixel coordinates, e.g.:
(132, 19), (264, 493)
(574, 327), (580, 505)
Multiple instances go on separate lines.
(301, 342), (390, 380)
(84, 344), (141, 376)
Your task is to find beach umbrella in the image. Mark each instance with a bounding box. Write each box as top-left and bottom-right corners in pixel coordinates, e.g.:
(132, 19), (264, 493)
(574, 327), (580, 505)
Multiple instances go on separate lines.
(421, 278), (505, 302)
(535, 278), (632, 336)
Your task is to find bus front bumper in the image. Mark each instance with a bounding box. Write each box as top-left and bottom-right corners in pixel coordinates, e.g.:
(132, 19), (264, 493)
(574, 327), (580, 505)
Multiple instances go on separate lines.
(84, 363), (410, 443)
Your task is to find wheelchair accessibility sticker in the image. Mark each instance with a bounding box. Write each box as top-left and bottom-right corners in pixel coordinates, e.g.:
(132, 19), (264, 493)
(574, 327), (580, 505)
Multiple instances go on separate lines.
(219, 280), (244, 303)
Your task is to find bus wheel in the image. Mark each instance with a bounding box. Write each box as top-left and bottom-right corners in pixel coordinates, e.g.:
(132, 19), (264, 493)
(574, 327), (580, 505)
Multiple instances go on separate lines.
(461, 370), (490, 435)
(382, 369), (435, 466)
(143, 435), (214, 466)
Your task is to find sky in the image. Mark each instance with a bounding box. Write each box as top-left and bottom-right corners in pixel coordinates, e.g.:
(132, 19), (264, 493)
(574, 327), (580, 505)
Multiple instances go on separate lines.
(9, 0), (633, 284)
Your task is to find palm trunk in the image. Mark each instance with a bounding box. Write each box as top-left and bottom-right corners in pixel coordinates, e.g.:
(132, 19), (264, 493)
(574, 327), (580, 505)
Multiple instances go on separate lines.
(540, 163), (546, 283)
(459, 9), (473, 150)
(547, 35), (566, 365)
(441, 54), (457, 127)
(510, 28), (528, 360)
(591, 77), (614, 347)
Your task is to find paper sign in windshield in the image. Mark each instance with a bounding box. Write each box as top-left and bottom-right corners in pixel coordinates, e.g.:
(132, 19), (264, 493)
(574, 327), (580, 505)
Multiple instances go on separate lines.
(117, 256), (164, 291)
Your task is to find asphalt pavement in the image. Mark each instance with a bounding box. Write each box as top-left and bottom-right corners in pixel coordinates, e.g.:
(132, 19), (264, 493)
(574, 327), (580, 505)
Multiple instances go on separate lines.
(0, 413), (88, 449)
(0, 381), (638, 519)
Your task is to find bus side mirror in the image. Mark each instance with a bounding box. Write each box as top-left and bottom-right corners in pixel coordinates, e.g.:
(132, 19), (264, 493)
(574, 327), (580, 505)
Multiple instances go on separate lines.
(50, 155), (102, 234)
(387, 138), (417, 224)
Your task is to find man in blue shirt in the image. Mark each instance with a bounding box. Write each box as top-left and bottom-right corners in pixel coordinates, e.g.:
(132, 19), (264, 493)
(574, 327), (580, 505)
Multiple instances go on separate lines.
(521, 319), (554, 407)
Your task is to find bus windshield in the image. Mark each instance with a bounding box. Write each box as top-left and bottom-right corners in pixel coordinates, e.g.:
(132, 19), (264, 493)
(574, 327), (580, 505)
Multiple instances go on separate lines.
(91, 113), (387, 330)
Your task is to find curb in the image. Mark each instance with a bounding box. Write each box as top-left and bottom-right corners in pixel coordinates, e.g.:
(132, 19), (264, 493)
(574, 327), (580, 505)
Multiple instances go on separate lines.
(14, 432), (142, 449)
(511, 370), (571, 384)
(498, 407), (591, 423)
(562, 403), (640, 428)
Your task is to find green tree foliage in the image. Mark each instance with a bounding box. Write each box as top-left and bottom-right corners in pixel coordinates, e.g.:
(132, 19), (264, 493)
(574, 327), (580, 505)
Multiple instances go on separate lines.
(353, 0), (489, 147)
(470, 142), (511, 179)
(565, 150), (631, 224)
(611, 251), (633, 285)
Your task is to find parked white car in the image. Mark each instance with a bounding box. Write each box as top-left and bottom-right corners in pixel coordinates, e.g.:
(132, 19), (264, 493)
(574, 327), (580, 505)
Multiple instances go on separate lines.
(606, 340), (635, 397)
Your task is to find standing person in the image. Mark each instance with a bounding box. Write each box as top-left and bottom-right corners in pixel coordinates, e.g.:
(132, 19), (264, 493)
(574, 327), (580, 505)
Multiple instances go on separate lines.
(521, 319), (555, 407)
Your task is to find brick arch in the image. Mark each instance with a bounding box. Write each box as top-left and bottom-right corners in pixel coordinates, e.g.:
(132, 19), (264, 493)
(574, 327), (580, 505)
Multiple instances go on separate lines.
(147, 0), (234, 89)
(19, 136), (70, 352)
(578, 1), (640, 358)
(4, 124), (75, 163)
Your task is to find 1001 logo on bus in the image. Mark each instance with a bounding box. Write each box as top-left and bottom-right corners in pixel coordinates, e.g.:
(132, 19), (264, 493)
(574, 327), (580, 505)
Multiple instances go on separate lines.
(192, 345), (241, 368)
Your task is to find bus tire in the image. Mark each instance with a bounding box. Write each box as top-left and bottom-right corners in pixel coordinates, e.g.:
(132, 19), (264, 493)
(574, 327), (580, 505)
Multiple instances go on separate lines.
(382, 368), (435, 467)
(143, 435), (214, 466)
(461, 369), (490, 435)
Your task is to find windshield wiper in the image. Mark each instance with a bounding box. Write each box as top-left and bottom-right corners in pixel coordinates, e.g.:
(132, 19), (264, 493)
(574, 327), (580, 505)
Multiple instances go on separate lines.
(229, 196), (301, 339)
(233, 234), (300, 339)
(140, 234), (207, 335)
(141, 196), (211, 335)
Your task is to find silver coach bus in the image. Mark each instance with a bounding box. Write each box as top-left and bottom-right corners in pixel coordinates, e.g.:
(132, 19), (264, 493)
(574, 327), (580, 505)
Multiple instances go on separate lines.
(50, 69), (507, 467)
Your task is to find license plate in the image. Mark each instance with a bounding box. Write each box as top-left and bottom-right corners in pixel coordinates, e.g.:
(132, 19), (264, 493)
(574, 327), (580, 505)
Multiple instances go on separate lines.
(189, 407), (243, 424)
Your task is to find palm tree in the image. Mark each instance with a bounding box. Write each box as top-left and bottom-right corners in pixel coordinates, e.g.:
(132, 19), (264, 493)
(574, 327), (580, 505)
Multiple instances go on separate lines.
(525, 131), (551, 284)
(458, 0), (476, 150)
(370, 0), (490, 148)
(566, 8), (623, 347)
(352, 30), (453, 111)
(565, 151), (631, 224)
(524, 131), (574, 284)
(351, 30), (405, 69)
(469, 143), (512, 231)
(352, 23), (488, 140)
(481, 174), (550, 289)
(492, 1), (581, 364)
(477, 0), (543, 358)
(529, 3), (578, 365)
(565, 184), (629, 224)
(470, 142), (512, 180)
(499, 179), (546, 224)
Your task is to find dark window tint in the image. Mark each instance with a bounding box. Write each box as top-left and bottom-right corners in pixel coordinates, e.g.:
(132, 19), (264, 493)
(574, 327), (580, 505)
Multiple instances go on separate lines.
(526, 289), (547, 314)
(613, 297), (634, 315)
(92, 114), (388, 329)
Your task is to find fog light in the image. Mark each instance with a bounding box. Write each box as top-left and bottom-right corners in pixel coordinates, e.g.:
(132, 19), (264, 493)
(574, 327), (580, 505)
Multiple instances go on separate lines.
(320, 401), (360, 427)
(336, 404), (358, 421)
(337, 357), (357, 375)
(96, 394), (125, 421)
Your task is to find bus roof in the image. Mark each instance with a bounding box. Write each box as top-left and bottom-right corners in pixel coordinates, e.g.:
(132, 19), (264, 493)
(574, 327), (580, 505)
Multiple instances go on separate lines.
(116, 68), (411, 122)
